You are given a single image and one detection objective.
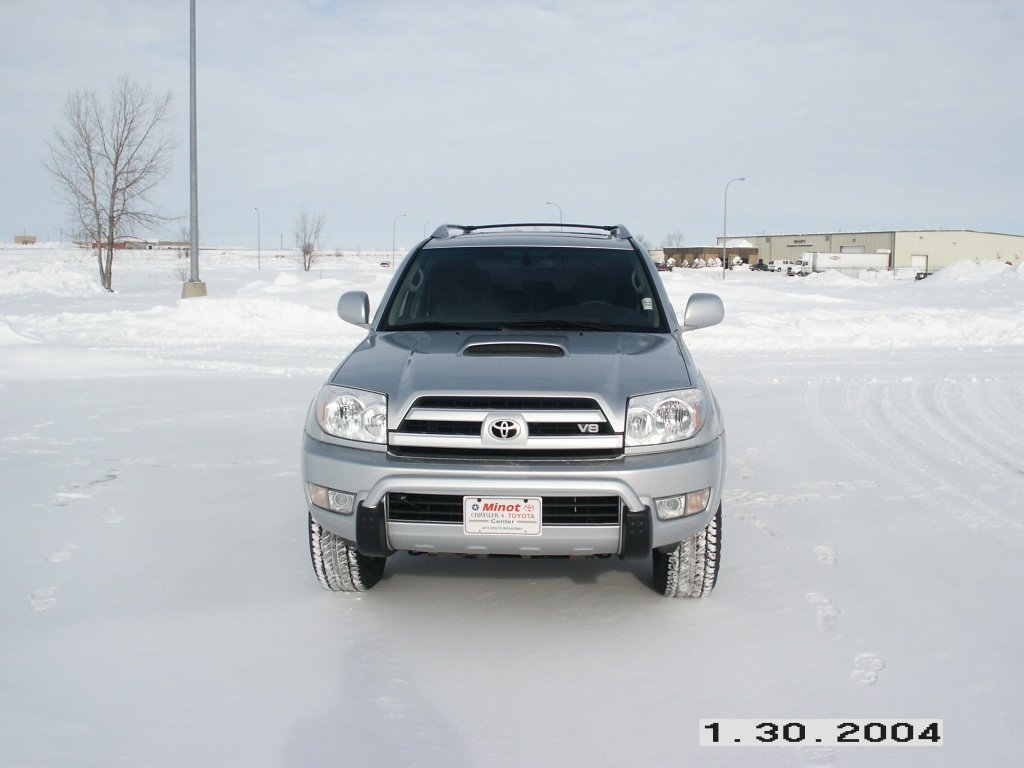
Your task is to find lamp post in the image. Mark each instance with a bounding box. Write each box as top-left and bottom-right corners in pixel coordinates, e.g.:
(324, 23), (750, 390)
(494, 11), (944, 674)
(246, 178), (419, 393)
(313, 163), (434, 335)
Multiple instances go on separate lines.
(253, 206), (261, 270)
(181, 0), (207, 297)
(546, 201), (562, 230)
(722, 177), (745, 278)
(391, 213), (406, 267)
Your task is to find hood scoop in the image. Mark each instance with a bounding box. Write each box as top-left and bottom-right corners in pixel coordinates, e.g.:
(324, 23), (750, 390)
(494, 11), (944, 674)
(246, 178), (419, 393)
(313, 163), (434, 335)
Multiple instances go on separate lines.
(462, 340), (566, 357)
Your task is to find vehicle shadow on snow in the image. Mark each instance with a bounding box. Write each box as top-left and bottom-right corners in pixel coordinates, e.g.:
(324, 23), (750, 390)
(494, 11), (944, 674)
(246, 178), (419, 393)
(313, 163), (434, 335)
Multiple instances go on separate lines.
(372, 551), (656, 593)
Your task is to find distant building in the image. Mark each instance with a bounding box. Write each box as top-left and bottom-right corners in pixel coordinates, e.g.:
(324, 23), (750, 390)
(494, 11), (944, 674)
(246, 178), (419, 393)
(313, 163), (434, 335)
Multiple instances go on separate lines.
(718, 230), (1023, 273)
(14, 235), (37, 245)
(86, 237), (188, 250)
(662, 242), (759, 267)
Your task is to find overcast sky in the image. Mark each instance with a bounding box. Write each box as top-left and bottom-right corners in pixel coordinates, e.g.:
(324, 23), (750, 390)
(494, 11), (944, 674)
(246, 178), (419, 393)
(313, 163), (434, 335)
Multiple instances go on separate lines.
(2, 0), (1022, 250)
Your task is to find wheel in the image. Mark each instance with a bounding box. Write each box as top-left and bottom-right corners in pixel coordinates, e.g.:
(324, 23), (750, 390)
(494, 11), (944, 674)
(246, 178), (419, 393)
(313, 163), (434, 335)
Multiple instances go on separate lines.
(652, 504), (722, 598)
(308, 512), (387, 592)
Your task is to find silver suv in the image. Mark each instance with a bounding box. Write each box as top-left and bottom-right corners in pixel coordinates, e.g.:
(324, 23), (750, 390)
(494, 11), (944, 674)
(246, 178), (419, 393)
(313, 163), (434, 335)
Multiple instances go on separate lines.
(302, 224), (726, 597)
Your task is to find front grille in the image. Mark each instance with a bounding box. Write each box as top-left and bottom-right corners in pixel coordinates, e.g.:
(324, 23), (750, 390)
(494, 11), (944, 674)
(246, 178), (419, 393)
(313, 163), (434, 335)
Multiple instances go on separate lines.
(398, 421), (613, 437)
(527, 422), (616, 436)
(390, 395), (623, 458)
(412, 396), (598, 411)
(400, 420), (480, 436)
(387, 493), (621, 526)
(387, 447), (622, 460)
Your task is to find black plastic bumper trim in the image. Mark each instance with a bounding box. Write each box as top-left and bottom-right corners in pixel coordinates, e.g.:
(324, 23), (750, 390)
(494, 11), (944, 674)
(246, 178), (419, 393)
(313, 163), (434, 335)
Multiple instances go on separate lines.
(356, 503), (394, 557)
(619, 507), (652, 560)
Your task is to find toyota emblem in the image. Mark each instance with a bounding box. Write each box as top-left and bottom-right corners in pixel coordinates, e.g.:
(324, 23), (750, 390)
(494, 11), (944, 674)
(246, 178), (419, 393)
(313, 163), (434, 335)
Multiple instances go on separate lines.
(490, 419), (520, 440)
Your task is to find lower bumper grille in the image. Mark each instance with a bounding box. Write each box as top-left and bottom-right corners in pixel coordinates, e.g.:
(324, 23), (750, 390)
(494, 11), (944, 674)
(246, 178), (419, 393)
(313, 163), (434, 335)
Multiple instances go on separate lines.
(387, 493), (621, 526)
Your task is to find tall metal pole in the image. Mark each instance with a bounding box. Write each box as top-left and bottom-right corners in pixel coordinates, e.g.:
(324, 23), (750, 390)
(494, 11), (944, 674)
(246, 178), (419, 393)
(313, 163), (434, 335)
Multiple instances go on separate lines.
(722, 177), (745, 279)
(182, 0), (206, 297)
(254, 206), (261, 269)
(391, 213), (405, 267)
(546, 201), (562, 230)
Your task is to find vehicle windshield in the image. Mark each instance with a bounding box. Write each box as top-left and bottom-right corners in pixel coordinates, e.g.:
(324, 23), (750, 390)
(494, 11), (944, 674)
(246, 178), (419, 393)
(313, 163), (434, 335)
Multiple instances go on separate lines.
(380, 246), (668, 332)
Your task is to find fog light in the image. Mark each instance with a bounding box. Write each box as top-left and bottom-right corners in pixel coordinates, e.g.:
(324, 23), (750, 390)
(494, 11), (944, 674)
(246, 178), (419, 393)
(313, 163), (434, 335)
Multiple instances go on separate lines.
(307, 483), (355, 514)
(655, 488), (711, 520)
(655, 495), (685, 520)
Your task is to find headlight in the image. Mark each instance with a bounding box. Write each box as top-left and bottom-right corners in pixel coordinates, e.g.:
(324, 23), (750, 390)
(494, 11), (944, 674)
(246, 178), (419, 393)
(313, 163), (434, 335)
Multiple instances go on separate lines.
(625, 389), (704, 446)
(315, 385), (387, 444)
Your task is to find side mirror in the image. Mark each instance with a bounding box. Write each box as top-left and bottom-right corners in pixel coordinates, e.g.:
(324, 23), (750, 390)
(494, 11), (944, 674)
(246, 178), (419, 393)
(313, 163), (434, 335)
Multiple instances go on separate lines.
(681, 292), (724, 332)
(338, 291), (371, 327)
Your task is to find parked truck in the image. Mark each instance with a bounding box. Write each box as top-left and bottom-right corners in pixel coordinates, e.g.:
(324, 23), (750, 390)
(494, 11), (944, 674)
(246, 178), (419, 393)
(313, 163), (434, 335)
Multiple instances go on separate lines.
(797, 251), (890, 275)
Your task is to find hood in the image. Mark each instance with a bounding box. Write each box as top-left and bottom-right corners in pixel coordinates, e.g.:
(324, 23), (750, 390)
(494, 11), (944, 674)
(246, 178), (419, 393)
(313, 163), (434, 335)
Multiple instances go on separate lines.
(331, 331), (695, 429)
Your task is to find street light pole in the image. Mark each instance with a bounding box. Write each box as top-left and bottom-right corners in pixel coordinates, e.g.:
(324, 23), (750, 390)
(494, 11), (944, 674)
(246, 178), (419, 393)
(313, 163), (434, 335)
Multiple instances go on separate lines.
(392, 213), (406, 267)
(722, 177), (745, 279)
(546, 201), (563, 230)
(182, 0), (207, 297)
(253, 206), (261, 270)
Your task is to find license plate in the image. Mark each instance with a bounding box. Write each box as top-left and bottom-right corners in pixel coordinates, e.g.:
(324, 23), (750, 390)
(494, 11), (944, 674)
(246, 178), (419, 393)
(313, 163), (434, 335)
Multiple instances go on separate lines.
(463, 497), (542, 535)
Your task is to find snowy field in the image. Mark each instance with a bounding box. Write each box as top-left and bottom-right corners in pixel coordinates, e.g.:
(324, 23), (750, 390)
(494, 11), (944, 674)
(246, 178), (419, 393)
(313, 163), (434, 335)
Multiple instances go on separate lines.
(2, 244), (1022, 767)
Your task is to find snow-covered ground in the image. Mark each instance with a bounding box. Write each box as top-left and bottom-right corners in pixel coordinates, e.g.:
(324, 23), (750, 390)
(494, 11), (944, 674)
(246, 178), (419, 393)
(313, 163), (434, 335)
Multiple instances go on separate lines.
(2, 245), (1022, 767)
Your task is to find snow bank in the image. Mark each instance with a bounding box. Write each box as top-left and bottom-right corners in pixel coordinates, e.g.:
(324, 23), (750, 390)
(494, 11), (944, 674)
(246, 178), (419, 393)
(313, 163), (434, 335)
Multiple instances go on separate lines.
(3, 249), (1022, 366)
(924, 259), (1016, 284)
(798, 270), (878, 288)
(0, 321), (42, 345)
(170, 296), (340, 338)
(0, 261), (106, 297)
(237, 272), (347, 297)
(674, 259), (1024, 352)
(21, 298), (346, 351)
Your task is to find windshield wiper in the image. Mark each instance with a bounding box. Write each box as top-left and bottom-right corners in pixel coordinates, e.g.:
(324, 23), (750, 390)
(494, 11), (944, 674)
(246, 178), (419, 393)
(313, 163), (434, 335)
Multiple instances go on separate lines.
(387, 321), (504, 331)
(498, 320), (614, 331)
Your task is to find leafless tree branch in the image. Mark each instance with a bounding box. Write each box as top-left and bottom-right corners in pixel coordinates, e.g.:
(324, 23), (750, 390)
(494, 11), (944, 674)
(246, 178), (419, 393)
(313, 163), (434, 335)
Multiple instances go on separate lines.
(45, 77), (174, 291)
(295, 209), (325, 272)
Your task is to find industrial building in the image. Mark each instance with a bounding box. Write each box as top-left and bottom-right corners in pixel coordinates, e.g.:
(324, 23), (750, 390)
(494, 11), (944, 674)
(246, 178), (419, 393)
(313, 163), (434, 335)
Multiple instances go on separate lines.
(714, 229), (1023, 273)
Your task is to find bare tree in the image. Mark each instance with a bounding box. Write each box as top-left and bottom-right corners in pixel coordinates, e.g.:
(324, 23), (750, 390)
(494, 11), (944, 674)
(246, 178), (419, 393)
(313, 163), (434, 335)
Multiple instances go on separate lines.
(295, 209), (325, 271)
(662, 230), (686, 248)
(46, 78), (174, 291)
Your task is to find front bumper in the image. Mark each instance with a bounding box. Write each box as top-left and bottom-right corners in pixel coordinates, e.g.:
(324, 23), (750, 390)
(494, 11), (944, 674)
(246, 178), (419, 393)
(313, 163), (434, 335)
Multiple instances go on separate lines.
(302, 433), (725, 557)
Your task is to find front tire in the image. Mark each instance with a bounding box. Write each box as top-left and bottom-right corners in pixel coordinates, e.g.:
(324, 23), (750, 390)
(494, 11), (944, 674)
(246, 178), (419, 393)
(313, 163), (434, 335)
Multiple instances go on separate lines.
(653, 504), (722, 598)
(308, 513), (386, 592)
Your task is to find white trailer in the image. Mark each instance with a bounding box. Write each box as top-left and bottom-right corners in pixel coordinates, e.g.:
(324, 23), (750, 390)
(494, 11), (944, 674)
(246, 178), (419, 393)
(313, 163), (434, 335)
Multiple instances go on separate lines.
(797, 251), (890, 275)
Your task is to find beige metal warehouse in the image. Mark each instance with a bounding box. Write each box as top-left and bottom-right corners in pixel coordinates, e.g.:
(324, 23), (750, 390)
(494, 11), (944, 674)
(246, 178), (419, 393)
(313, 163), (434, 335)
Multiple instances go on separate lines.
(716, 230), (1023, 273)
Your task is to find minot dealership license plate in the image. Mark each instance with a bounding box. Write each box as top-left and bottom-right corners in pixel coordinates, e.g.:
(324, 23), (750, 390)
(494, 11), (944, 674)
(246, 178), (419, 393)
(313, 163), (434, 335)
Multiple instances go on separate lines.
(463, 497), (542, 535)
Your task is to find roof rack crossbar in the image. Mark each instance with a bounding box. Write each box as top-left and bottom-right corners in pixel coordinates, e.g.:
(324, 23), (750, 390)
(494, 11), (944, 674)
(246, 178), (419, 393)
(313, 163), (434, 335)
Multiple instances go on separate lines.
(431, 223), (633, 240)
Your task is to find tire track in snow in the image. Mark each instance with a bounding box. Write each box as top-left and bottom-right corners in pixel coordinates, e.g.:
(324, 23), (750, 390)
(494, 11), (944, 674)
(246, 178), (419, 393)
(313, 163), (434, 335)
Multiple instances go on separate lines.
(801, 373), (1018, 690)
(906, 379), (1009, 473)
(878, 379), (1023, 533)
(853, 378), (1023, 538)
(932, 377), (1024, 476)
(801, 378), (880, 473)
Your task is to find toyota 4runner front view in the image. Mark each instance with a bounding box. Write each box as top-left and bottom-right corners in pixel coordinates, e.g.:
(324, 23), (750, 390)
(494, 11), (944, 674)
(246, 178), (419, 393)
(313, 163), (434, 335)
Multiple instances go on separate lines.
(301, 223), (726, 597)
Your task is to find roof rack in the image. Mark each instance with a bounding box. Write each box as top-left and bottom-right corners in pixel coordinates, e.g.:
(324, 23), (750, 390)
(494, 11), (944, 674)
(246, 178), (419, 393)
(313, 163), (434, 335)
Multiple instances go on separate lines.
(431, 223), (633, 240)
